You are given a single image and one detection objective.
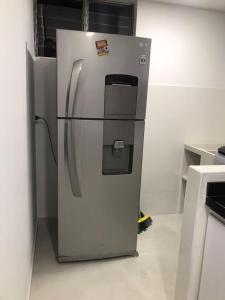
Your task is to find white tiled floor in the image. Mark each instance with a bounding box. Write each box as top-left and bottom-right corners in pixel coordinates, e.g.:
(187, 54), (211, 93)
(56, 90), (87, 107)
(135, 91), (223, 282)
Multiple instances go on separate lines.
(30, 214), (182, 300)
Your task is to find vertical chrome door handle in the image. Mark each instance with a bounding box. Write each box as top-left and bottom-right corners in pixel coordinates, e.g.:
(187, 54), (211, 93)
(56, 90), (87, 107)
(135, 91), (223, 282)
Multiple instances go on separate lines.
(66, 59), (84, 118)
(65, 120), (81, 197)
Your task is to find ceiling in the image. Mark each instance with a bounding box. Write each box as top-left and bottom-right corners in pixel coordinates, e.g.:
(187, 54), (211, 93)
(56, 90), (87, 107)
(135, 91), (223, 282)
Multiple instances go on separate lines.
(150, 0), (225, 12)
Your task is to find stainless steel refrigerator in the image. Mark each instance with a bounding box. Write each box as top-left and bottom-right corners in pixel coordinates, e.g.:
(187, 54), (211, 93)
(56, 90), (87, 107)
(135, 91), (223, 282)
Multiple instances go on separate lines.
(57, 30), (151, 262)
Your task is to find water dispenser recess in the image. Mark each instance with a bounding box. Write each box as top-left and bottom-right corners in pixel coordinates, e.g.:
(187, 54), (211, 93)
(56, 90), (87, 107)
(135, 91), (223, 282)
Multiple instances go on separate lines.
(102, 120), (134, 175)
(104, 74), (138, 118)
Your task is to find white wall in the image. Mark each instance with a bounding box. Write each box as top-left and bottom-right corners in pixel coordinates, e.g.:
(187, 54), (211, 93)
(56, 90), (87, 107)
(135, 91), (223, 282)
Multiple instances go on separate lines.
(0, 1), (36, 299)
(137, 1), (225, 214)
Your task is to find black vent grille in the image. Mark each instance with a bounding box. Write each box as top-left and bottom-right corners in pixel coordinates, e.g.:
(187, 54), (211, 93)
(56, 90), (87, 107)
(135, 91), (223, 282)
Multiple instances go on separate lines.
(89, 1), (134, 35)
(37, 0), (83, 57)
(36, 0), (134, 57)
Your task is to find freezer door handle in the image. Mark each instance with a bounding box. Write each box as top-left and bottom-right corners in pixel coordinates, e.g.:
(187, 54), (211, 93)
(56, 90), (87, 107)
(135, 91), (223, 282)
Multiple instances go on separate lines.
(66, 59), (84, 118)
(65, 120), (81, 197)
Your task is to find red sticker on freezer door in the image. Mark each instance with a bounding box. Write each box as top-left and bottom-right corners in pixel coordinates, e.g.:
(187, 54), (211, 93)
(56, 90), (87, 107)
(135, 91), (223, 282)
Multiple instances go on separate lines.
(95, 40), (109, 56)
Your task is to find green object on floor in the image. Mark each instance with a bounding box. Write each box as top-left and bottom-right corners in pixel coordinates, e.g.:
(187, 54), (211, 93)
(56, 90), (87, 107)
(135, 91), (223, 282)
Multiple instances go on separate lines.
(138, 212), (152, 234)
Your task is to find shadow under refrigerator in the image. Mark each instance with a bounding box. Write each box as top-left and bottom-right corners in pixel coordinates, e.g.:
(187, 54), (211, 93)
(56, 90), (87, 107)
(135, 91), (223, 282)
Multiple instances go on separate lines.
(57, 30), (151, 262)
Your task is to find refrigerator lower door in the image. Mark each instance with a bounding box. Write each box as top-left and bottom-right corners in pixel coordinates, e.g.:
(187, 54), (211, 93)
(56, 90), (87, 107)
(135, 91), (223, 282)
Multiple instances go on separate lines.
(58, 119), (145, 261)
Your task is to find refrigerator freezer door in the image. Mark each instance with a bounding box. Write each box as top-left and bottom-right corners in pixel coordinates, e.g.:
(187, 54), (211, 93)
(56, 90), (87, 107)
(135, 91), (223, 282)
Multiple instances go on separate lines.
(58, 119), (145, 261)
(57, 30), (151, 119)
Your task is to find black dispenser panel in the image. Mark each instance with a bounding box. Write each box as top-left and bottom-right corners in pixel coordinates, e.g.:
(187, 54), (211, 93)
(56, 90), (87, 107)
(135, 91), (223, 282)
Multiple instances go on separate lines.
(206, 182), (225, 219)
(104, 74), (138, 118)
(102, 120), (134, 175)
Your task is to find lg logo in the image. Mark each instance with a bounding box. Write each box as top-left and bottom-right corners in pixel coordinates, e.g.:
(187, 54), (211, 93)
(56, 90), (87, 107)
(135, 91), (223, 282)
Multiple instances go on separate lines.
(140, 55), (147, 65)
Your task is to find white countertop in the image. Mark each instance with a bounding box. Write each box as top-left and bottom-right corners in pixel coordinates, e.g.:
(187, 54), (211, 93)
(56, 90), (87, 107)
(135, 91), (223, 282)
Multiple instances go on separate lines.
(184, 143), (224, 156)
(192, 165), (225, 173)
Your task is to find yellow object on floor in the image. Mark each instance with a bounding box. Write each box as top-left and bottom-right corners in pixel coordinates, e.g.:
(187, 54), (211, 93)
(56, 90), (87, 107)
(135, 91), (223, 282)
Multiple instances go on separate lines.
(138, 212), (152, 233)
